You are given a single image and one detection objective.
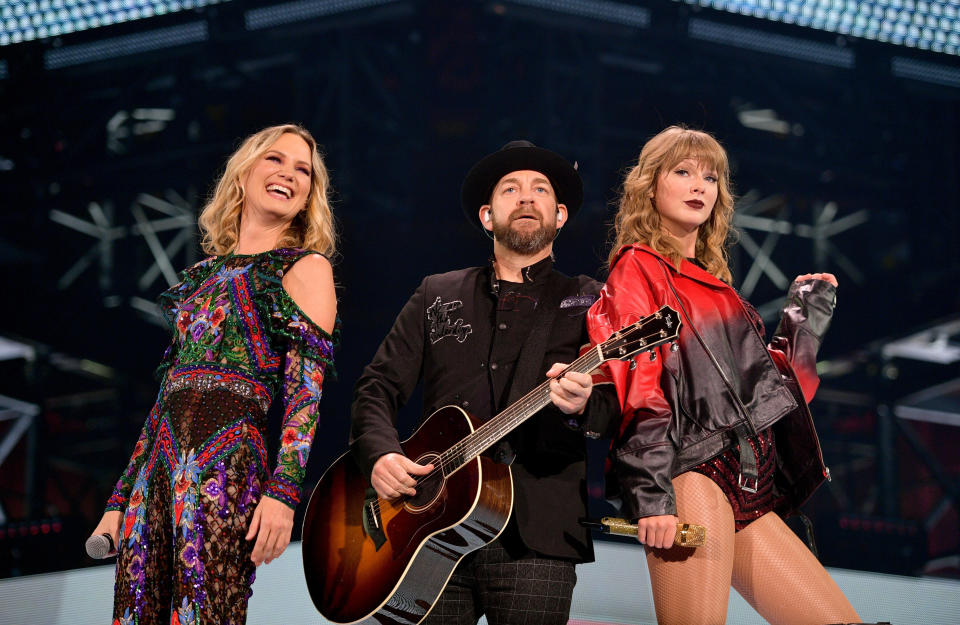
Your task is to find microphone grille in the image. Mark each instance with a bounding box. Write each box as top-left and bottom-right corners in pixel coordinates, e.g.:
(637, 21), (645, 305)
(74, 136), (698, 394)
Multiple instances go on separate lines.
(85, 534), (110, 559)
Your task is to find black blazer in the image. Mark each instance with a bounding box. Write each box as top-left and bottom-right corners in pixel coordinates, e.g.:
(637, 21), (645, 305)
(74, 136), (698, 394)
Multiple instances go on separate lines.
(350, 259), (620, 562)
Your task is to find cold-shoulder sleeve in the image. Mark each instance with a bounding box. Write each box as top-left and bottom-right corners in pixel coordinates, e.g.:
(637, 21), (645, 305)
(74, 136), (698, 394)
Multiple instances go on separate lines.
(154, 257), (217, 380)
(255, 250), (339, 508)
(157, 257), (218, 329)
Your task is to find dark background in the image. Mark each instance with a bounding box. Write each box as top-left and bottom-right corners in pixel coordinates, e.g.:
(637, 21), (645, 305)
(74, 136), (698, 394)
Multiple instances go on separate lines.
(1, 0), (959, 579)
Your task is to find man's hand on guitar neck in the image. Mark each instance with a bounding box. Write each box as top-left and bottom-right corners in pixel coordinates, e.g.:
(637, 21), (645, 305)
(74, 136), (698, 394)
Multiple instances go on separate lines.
(371, 453), (435, 500)
(546, 362), (593, 415)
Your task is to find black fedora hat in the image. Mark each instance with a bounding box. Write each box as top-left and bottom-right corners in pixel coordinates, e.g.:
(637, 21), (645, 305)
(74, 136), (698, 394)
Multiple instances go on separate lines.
(460, 140), (583, 227)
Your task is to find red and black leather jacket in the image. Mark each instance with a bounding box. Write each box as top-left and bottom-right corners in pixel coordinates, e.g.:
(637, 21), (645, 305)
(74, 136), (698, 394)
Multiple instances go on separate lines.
(587, 244), (836, 520)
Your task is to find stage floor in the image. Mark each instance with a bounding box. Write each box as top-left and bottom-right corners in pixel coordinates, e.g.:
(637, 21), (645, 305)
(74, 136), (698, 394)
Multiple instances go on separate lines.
(1, 539), (958, 624)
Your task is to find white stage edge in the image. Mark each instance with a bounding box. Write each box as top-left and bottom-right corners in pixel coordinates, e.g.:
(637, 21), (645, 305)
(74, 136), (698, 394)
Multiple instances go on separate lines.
(1, 539), (958, 624)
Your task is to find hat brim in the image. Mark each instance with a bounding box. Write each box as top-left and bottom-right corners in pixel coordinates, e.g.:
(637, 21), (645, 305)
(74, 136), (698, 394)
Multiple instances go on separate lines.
(460, 145), (583, 228)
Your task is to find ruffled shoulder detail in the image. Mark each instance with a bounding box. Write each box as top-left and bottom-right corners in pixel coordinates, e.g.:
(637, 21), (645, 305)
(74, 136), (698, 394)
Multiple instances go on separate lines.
(156, 257), (218, 328)
(251, 248), (340, 376)
(152, 257), (218, 381)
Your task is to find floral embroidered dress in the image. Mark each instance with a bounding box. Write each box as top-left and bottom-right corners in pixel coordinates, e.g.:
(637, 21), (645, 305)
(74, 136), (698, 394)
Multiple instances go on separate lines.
(105, 248), (337, 625)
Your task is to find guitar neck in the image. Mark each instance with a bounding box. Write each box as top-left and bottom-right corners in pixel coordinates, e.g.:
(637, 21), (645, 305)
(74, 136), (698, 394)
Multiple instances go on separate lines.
(440, 347), (604, 473)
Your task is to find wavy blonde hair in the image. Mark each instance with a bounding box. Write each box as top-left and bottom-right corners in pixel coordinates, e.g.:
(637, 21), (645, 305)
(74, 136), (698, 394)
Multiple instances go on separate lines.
(198, 124), (336, 257)
(609, 126), (735, 283)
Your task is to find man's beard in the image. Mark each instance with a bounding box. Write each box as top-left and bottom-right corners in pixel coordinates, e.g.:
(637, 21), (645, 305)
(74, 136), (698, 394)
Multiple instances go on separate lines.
(491, 210), (558, 255)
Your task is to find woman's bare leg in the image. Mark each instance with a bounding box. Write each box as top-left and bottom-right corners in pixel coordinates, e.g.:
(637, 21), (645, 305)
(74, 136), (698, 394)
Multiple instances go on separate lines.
(732, 512), (860, 625)
(646, 472), (737, 625)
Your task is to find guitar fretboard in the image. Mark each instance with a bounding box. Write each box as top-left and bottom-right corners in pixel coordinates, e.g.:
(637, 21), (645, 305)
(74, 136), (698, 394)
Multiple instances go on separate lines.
(436, 346), (604, 476)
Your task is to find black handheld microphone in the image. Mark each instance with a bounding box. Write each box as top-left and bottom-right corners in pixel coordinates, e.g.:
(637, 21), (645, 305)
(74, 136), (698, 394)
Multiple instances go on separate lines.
(85, 533), (117, 559)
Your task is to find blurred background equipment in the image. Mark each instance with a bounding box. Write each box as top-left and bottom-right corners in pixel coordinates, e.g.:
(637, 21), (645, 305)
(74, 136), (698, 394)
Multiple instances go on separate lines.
(1, 0), (958, 581)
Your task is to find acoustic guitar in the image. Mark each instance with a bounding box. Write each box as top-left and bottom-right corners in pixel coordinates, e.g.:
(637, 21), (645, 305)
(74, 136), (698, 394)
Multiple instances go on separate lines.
(301, 305), (681, 625)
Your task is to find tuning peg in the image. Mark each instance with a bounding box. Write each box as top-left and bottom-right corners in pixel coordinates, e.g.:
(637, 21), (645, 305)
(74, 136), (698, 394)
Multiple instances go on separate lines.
(670, 342), (679, 352)
(649, 351), (657, 361)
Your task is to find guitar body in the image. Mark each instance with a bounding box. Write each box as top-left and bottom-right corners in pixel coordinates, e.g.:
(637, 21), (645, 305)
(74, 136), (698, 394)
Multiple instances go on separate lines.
(302, 406), (514, 625)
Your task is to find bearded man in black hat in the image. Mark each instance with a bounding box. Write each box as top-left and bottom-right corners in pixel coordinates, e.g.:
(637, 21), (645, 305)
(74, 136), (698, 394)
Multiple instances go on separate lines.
(350, 141), (621, 625)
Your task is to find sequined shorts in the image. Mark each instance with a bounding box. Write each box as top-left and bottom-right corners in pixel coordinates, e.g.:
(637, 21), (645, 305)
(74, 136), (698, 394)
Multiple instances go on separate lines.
(689, 427), (784, 531)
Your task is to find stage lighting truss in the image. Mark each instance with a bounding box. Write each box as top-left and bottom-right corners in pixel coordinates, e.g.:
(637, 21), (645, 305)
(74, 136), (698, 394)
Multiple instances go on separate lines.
(732, 190), (868, 321)
(737, 107), (802, 135)
(49, 189), (198, 326)
(0, 393), (40, 525)
(0, 0), (229, 47)
(107, 108), (176, 154)
(882, 319), (960, 366)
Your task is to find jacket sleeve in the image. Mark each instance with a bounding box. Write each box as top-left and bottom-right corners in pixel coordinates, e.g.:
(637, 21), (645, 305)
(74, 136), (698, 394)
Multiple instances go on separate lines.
(349, 280), (427, 479)
(769, 279), (837, 403)
(564, 280), (625, 441)
(573, 382), (622, 440)
(586, 250), (677, 519)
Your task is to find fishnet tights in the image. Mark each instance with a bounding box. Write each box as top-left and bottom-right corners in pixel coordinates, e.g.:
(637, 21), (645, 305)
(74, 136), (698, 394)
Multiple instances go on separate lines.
(645, 472), (860, 625)
(196, 445), (259, 624)
(113, 398), (263, 624)
(113, 471), (174, 625)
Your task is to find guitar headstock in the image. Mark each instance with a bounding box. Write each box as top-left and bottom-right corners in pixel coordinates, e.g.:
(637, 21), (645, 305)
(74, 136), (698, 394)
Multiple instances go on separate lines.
(599, 305), (681, 362)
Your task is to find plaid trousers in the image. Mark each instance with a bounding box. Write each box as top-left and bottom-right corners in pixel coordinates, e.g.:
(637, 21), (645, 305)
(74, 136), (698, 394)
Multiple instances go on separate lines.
(421, 538), (577, 625)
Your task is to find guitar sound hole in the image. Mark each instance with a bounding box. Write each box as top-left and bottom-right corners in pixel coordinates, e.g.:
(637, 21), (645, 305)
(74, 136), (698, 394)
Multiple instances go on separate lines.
(405, 453), (443, 512)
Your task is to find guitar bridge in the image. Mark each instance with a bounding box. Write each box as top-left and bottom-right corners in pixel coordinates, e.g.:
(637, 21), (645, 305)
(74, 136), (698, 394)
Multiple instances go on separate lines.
(362, 487), (387, 550)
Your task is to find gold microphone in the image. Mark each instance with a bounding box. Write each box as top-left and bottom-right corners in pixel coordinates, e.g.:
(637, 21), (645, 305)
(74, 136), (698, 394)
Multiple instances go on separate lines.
(581, 517), (707, 548)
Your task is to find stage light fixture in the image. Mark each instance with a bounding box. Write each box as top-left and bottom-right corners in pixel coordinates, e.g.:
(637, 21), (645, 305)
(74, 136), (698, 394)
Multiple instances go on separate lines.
(0, 338), (33, 362)
(507, 0), (651, 28)
(689, 17), (856, 67)
(677, 0), (960, 56)
(0, 0), (230, 47)
(44, 20), (207, 69)
(244, 0), (401, 31)
(892, 54), (960, 86)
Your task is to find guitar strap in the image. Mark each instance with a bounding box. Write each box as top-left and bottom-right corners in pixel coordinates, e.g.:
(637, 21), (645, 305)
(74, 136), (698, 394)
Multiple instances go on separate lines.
(492, 271), (567, 464)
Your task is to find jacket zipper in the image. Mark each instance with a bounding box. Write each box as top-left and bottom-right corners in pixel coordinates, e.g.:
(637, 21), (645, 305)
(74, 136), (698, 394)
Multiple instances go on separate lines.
(658, 262), (759, 438)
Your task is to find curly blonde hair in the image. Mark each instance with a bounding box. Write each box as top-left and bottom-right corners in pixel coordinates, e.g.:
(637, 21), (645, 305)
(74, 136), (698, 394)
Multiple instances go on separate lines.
(609, 126), (735, 283)
(198, 124), (336, 257)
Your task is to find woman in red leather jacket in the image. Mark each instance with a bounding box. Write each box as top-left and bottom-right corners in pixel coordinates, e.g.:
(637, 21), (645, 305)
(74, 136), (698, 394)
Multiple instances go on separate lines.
(587, 126), (860, 625)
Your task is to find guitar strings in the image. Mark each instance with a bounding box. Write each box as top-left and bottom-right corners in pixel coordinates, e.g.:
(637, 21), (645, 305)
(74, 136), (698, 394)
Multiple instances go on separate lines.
(370, 318), (672, 514)
(370, 351), (597, 515)
(370, 324), (668, 514)
(431, 325), (665, 480)
(435, 350), (598, 475)
(440, 317), (674, 475)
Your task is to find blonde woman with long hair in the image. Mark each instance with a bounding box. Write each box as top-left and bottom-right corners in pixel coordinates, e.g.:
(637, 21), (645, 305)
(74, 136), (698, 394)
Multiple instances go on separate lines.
(587, 126), (860, 624)
(89, 124), (339, 624)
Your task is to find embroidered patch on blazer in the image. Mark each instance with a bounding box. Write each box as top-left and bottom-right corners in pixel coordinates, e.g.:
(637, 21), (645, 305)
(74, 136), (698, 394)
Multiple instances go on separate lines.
(559, 294), (597, 309)
(427, 296), (473, 344)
